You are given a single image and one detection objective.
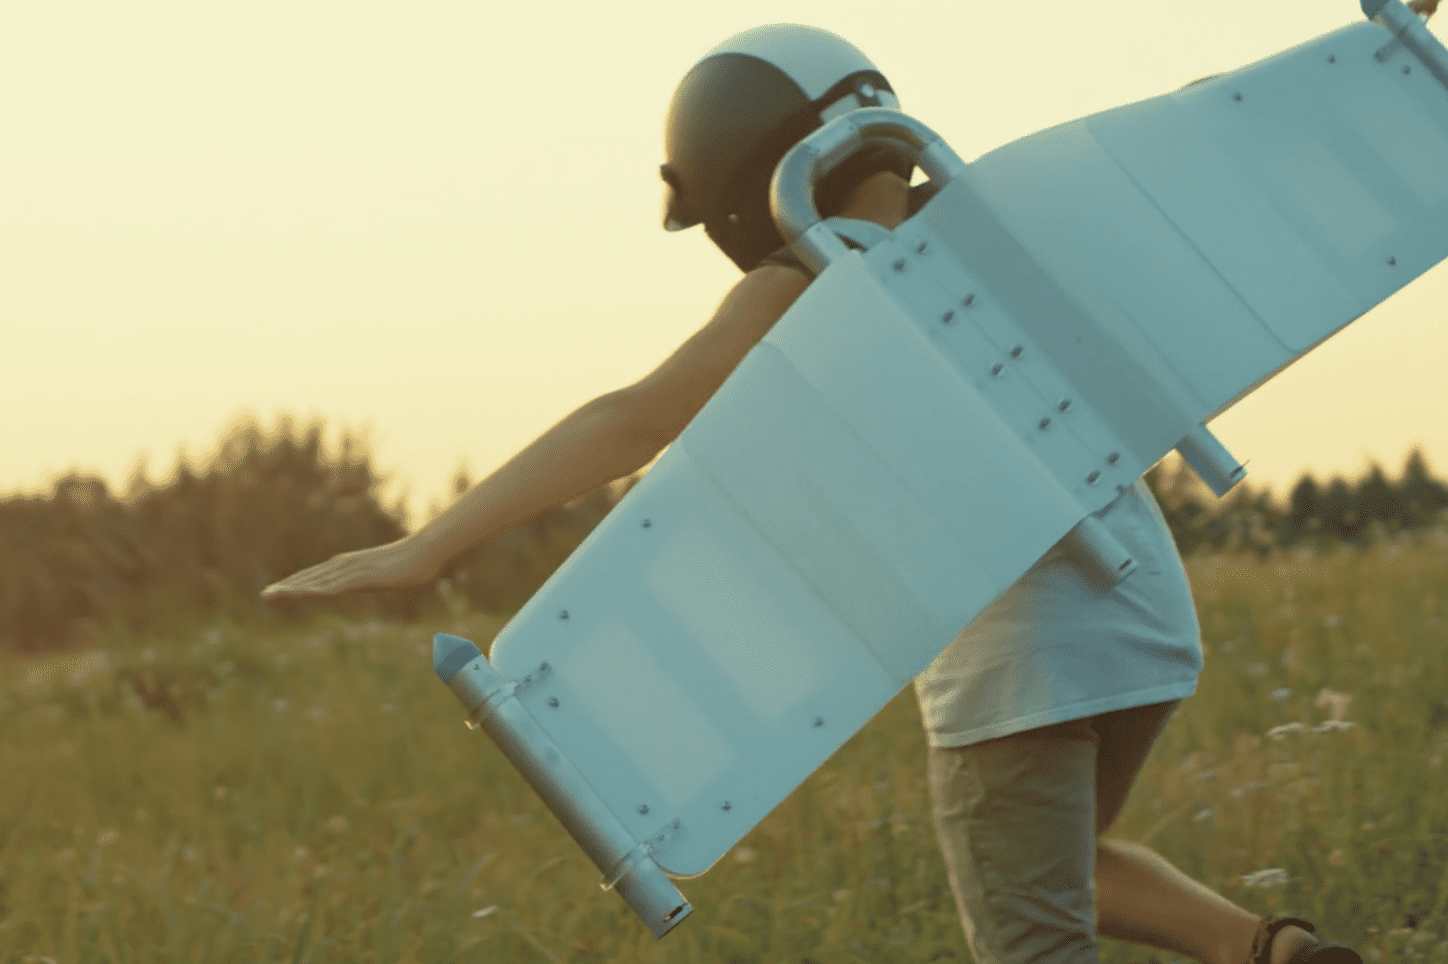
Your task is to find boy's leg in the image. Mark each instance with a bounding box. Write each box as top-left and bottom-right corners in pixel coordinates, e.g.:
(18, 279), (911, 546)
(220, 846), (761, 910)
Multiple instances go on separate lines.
(926, 700), (1302, 964)
(1095, 838), (1280, 964)
(927, 718), (1103, 964)
(1090, 702), (1317, 964)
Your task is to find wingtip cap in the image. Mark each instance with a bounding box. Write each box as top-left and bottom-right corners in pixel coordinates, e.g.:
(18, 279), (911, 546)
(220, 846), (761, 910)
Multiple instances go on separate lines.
(433, 633), (482, 684)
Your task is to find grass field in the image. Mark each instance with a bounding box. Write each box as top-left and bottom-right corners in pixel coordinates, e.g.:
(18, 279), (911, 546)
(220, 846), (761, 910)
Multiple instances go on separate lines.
(3, 527), (1448, 964)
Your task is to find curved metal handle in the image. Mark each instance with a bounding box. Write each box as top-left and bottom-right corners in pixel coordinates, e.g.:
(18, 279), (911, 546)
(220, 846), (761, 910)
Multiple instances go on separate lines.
(769, 107), (968, 275)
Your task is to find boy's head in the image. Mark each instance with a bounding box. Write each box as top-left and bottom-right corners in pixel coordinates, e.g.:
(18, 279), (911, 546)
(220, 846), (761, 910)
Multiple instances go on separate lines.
(661, 24), (913, 272)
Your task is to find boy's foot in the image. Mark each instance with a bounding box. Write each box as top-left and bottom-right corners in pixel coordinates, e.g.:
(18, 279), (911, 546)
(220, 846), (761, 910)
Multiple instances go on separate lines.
(1267, 925), (1319, 964)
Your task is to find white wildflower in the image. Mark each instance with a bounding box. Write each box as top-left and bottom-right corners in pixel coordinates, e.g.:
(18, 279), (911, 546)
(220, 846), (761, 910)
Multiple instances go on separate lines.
(1241, 868), (1289, 888)
(1266, 722), (1307, 740)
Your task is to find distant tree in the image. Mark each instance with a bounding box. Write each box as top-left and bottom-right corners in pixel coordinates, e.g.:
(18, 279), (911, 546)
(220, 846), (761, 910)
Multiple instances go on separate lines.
(1319, 476), (1358, 542)
(1285, 475), (1322, 544)
(1356, 462), (1406, 533)
(1193, 479), (1279, 557)
(1143, 456), (1212, 555)
(1401, 447), (1448, 527)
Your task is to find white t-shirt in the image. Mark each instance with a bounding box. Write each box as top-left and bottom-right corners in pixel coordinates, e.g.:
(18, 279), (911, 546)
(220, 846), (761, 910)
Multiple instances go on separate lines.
(913, 477), (1204, 747)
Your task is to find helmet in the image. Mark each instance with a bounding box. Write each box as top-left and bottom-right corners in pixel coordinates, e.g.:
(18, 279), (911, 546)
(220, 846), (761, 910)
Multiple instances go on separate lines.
(661, 24), (913, 272)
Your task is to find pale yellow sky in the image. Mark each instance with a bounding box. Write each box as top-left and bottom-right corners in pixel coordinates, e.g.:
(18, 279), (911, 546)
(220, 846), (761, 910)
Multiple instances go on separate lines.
(4, 0), (1445, 529)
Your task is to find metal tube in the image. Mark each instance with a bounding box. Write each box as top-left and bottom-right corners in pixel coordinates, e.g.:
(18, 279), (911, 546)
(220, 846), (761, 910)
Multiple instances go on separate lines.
(1060, 516), (1138, 591)
(1364, 0), (1448, 92)
(1175, 425), (1246, 497)
(433, 634), (692, 938)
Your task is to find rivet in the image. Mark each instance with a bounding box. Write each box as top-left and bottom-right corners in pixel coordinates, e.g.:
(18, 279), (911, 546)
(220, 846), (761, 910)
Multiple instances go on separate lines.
(559, 609), (569, 620)
(722, 801), (732, 811)
(990, 362), (1004, 377)
(548, 696), (560, 708)
(1087, 470), (1102, 485)
(1328, 54), (1336, 63)
(1107, 452), (1120, 464)
(540, 662), (551, 673)
(1011, 345), (1024, 358)
(641, 519), (651, 528)
(1038, 417), (1051, 431)
(1233, 92), (1243, 102)
(1403, 65), (1412, 75)
(813, 716), (825, 728)
(941, 310), (955, 324)
(915, 240), (929, 254)
(638, 804), (650, 815)
(893, 258), (906, 272)
(1387, 255), (1397, 265)
(963, 293), (976, 307)
(1058, 399), (1072, 412)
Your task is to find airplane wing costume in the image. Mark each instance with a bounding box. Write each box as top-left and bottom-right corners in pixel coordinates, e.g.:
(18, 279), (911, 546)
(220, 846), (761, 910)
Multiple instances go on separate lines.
(433, 0), (1448, 937)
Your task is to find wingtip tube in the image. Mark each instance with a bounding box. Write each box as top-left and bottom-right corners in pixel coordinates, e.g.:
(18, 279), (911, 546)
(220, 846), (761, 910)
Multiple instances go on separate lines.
(433, 633), (483, 684)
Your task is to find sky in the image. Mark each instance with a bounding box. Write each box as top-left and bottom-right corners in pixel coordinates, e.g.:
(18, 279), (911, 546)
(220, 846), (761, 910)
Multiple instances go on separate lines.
(4, 0), (1447, 531)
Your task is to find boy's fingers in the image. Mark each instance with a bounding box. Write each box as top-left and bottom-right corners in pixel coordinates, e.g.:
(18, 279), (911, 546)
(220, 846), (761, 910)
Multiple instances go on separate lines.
(260, 550), (390, 599)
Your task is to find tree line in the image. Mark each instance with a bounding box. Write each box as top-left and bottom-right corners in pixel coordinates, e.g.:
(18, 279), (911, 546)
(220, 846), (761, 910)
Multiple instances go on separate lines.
(2, 415), (1444, 656)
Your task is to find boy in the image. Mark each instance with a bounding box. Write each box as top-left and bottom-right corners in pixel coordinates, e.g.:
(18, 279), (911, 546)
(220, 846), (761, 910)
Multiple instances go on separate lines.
(264, 24), (1359, 964)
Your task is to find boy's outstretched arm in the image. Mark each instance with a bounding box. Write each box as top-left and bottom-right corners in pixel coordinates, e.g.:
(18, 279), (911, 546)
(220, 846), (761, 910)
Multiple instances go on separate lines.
(261, 265), (810, 599)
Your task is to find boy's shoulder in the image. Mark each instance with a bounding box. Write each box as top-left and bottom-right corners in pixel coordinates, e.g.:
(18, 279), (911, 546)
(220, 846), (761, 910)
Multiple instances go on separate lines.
(758, 181), (943, 276)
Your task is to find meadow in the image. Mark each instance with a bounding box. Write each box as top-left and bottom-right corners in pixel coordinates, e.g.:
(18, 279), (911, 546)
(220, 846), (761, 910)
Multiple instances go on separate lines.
(2, 526), (1447, 964)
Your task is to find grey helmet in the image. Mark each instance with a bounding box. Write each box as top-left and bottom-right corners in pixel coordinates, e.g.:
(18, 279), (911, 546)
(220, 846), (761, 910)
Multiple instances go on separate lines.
(661, 24), (912, 272)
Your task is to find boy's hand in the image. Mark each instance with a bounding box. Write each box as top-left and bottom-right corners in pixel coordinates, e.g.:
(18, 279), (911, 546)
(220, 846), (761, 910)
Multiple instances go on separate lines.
(260, 536), (441, 600)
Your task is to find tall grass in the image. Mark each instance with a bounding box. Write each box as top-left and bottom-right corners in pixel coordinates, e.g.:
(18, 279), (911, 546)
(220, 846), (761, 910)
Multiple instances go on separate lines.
(2, 526), (1447, 964)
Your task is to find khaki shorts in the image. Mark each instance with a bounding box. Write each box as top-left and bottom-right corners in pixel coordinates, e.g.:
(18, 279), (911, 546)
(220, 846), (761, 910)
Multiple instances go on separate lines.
(927, 700), (1181, 964)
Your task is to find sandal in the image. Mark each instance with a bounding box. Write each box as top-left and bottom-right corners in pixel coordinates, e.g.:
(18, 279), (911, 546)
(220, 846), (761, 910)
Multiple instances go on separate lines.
(1248, 914), (1363, 964)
